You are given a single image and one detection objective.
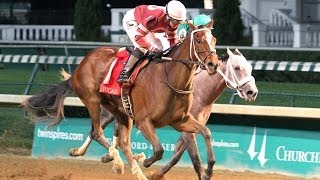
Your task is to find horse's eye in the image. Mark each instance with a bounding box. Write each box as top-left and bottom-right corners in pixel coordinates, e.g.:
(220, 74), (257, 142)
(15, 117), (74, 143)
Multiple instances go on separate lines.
(235, 66), (240, 71)
(196, 39), (201, 43)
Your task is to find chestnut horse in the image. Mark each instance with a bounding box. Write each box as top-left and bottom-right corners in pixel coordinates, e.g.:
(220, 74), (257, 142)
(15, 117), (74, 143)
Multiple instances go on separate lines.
(66, 48), (258, 179)
(22, 21), (219, 180)
(150, 48), (258, 179)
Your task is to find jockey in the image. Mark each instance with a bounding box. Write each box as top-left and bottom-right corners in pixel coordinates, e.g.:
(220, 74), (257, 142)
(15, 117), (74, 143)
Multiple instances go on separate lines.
(177, 14), (212, 39)
(117, 0), (187, 83)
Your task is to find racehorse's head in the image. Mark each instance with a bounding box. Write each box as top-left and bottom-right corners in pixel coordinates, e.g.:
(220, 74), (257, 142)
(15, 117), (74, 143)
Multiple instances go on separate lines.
(218, 48), (258, 101)
(187, 20), (219, 75)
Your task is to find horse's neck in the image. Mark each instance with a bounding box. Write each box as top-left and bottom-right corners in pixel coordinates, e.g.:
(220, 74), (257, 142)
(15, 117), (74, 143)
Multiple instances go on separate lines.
(194, 64), (227, 105)
(191, 68), (226, 124)
(166, 43), (197, 90)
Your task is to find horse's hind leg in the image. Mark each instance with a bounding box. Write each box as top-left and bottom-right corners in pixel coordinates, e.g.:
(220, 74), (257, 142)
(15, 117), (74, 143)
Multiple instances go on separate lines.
(69, 107), (115, 157)
(84, 101), (125, 174)
(82, 97), (111, 151)
(100, 109), (119, 163)
(171, 114), (215, 179)
(136, 117), (164, 168)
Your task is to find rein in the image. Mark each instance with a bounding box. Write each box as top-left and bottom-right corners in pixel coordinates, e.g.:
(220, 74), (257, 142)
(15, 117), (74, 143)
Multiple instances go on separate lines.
(150, 28), (216, 69)
(149, 41), (195, 65)
(148, 28), (216, 95)
(161, 63), (193, 94)
(151, 56), (200, 65)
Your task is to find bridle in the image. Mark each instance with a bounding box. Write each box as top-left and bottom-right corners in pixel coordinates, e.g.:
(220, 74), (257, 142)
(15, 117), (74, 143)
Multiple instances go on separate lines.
(154, 28), (218, 95)
(153, 28), (217, 70)
(189, 28), (217, 70)
(217, 55), (255, 98)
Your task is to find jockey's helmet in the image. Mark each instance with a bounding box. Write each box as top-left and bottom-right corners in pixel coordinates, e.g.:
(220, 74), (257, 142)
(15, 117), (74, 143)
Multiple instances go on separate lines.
(193, 14), (211, 27)
(166, 0), (187, 22)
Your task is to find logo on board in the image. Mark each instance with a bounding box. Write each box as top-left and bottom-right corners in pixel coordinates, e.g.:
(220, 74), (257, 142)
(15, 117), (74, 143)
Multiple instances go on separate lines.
(247, 127), (269, 167)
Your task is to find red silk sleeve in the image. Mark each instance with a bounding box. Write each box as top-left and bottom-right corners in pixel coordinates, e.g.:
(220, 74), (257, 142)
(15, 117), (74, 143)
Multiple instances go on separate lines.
(134, 24), (151, 49)
(166, 30), (178, 46)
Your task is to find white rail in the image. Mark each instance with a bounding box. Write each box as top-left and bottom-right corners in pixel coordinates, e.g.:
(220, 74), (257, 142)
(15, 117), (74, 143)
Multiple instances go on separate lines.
(0, 25), (111, 41)
(1, 94), (319, 119)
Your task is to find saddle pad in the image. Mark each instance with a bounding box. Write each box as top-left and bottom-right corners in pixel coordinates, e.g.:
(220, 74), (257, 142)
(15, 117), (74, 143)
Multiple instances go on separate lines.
(99, 49), (129, 96)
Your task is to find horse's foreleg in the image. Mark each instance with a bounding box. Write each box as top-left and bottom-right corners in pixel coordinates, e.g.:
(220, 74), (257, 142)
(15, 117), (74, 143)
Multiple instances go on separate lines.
(182, 132), (206, 180)
(119, 119), (147, 180)
(171, 114), (215, 180)
(148, 136), (186, 180)
(137, 117), (164, 168)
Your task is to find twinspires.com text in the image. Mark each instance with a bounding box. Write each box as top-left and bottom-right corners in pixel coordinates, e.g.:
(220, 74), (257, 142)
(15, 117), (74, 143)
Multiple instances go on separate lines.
(37, 129), (84, 141)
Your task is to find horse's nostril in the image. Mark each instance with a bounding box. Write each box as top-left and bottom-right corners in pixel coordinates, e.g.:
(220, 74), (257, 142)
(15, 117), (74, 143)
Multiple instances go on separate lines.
(250, 91), (257, 98)
(207, 62), (214, 67)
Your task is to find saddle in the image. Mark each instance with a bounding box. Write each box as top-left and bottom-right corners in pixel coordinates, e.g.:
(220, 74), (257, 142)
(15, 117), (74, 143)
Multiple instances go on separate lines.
(99, 47), (149, 118)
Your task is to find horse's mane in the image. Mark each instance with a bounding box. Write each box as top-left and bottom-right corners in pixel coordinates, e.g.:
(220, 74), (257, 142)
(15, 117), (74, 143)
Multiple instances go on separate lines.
(163, 38), (187, 57)
(219, 50), (241, 62)
(219, 54), (229, 62)
(233, 51), (241, 56)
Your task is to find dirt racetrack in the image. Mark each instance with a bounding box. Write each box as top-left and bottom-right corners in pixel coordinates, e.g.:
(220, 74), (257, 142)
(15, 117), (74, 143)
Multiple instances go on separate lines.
(0, 148), (309, 180)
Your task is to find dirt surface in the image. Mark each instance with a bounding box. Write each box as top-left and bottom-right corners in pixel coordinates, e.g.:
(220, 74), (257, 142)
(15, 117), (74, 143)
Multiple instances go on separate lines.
(0, 147), (310, 180)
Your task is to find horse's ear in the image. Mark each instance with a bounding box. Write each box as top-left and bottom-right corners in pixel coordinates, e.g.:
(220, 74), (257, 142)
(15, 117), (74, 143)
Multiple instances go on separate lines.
(227, 47), (233, 57)
(235, 48), (243, 56)
(207, 18), (214, 29)
(188, 21), (197, 31)
(212, 36), (217, 46)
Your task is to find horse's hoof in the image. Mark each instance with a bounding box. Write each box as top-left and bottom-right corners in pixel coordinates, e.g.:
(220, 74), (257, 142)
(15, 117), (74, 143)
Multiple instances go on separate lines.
(133, 152), (146, 163)
(113, 162), (124, 174)
(69, 148), (81, 157)
(113, 157), (124, 174)
(101, 154), (114, 163)
(205, 169), (213, 178)
(135, 172), (148, 180)
(143, 159), (152, 168)
(201, 173), (211, 180)
(146, 171), (166, 180)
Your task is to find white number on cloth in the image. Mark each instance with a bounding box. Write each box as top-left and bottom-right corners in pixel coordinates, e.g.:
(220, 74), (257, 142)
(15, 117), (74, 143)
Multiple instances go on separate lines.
(179, 29), (187, 40)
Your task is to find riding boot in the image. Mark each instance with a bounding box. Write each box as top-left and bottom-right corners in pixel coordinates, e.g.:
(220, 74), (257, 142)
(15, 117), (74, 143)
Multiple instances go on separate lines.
(117, 48), (144, 83)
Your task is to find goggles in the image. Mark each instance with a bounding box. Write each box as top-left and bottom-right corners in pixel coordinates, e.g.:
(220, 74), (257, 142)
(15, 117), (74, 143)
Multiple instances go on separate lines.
(197, 24), (214, 30)
(169, 18), (184, 25)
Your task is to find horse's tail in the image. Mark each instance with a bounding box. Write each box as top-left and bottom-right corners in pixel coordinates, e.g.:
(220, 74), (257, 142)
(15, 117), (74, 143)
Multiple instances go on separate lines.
(21, 75), (72, 126)
(59, 68), (71, 81)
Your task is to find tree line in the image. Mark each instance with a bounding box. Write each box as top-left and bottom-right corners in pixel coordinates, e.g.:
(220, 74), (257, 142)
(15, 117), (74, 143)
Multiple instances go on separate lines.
(73, 0), (244, 44)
